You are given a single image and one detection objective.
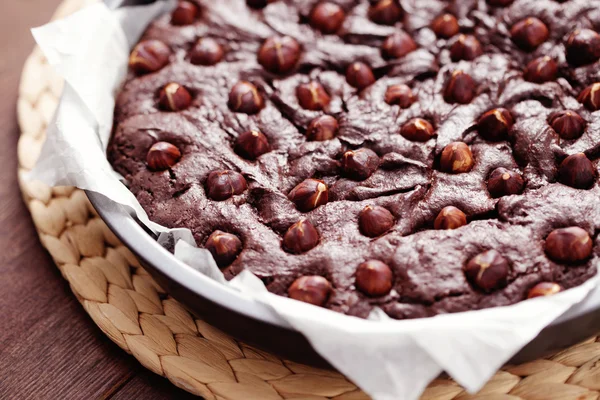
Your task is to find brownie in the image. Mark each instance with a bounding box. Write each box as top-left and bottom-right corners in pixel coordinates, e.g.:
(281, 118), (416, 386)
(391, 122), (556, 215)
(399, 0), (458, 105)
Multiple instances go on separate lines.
(108, 0), (600, 320)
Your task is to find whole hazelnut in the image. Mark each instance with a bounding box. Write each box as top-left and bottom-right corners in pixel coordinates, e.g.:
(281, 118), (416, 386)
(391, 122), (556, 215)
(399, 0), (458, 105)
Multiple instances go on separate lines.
(297, 81), (331, 111)
(381, 31), (417, 59)
(523, 56), (558, 83)
(368, 0), (402, 25)
(288, 276), (332, 307)
(228, 81), (264, 114)
(511, 17), (549, 51)
(545, 227), (593, 263)
(432, 14), (460, 39)
(549, 111), (586, 140)
(487, 167), (525, 197)
(346, 62), (376, 90)
(206, 170), (248, 201)
(310, 2), (346, 34)
(190, 38), (224, 66)
(235, 130), (271, 160)
(434, 206), (467, 230)
(527, 282), (562, 299)
(578, 83), (600, 111)
(440, 142), (474, 174)
(566, 29), (600, 67)
(129, 40), (171, 75)
(385, 84), (416, 108)
(147, 142), (181, 171)
(359, 205), (395, 237)
(341, 148), (380, 180)
(306, 115), (339, 141)
(355, 260), (393, 297)
(158, 83), (192, 111)
(450, 34), (483, 61)
(205, 230), (242, 268)
(283, 219), (320, 254)
(478, 108), (514, 142)
(464, 250), (510, 292)
(444, 70), (476, 104)
(558, 153), (597, 189)
(171, 1), (198, 26)
(400, 118), (435, 142)
(258, 36), (301, 74)
(288, 179), (329, 212)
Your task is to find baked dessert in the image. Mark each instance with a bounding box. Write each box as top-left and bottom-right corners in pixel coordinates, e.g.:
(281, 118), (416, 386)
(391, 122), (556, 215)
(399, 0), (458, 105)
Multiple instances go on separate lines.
(108, 0), (600, 319)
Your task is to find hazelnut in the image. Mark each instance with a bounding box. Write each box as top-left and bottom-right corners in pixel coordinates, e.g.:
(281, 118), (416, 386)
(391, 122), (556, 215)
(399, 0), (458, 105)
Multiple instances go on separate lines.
(511, 17), (549, 51)
(440, 142), (474, 173)
(523, 56), (558, 84)
(566, 29), (600, 67)
(400, 118), (435, 142)
(478, 108), (514, 142)
(464, 250), (510, 292)
(381, 31), (417, 59)
(434, 206), (467, 230)
(355, 260), (393, 297)
(306, 115), (339, 141)
(432, 14), (460, 39)
(283, 219), (320, 253)
(288, 179), (329, 212)
(258, 36), (301, 74)
(147, 142), (181, 171)
(235, 130), (271, 160)
(310, 2), (345, 34)
(359, 205), (394, 237)
(346, 62), (376, 90)
(297, 81), (331, 111)
(385, 84), (416, 108)
(444, 70), (476, 104)
(129, 40), (171, 75)
(190, 38), (224, 66)
(342, 148), (380, 180)
(205, 230), (242, 268)
(206, 170), (248, 201)
(487, 167), (525, 198)
(578, 83), (600, 111)
(545, 227), (593, 263)
(228, 81), (264, 114)
(171, 1), (198, 26)
(158, 83), (192, 111)
(450, 34), (483, 61)
(288, 276), (332, 307)
(368, 0), (402, 25)
(527, 282), (562, 299)
(549, 111), (586, 140)
(558, 153), (597, 189)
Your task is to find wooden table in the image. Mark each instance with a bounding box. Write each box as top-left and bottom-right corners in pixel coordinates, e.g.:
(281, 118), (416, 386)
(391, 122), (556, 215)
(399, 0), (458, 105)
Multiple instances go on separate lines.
(0, 2), (195, 398)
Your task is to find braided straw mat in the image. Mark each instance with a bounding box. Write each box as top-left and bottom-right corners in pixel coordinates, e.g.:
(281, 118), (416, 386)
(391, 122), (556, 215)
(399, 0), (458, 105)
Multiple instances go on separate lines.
(15, 0), (600, 398)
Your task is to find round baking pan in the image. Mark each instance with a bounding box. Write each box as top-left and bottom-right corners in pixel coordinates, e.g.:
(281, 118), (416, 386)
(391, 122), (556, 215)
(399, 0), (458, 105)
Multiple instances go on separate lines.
(87, 191), (600, 369)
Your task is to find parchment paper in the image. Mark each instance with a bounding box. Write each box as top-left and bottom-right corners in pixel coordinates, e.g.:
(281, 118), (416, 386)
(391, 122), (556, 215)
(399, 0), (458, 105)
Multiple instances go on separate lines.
(29, 3), (600, 399)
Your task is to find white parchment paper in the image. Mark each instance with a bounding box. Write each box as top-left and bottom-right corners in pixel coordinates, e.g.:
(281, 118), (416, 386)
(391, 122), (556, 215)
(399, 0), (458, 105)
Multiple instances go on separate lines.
(30, 3), (600, 399)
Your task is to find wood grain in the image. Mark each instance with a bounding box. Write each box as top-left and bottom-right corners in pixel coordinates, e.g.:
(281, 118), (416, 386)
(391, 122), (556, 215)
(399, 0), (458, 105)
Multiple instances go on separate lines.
(0, 2), (195, 398)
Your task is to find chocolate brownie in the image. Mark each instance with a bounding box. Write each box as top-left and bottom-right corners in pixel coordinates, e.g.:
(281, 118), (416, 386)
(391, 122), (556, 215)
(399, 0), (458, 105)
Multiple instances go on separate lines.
(108, 0), (600, 319)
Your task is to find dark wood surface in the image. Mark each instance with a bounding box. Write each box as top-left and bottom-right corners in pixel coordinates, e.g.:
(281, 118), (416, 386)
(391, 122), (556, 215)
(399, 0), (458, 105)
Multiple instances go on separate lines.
(0, 2), (197, 399)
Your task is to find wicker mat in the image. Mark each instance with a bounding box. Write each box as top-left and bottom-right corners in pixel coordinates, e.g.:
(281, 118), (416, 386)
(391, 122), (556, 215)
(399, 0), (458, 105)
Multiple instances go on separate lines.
(15, 0), (600, 398)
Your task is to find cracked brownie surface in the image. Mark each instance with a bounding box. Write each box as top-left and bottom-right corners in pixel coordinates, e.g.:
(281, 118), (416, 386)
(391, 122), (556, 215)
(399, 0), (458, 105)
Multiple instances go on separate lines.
(108, 0), (600, 319)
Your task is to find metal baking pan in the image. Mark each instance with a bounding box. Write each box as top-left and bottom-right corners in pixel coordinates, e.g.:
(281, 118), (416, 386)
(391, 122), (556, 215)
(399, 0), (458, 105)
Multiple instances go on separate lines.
(87, 191), (600, 369)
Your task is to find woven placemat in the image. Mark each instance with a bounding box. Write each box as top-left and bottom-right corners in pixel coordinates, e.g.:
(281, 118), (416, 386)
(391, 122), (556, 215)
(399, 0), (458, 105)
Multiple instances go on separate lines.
(16, 0), (600, 399)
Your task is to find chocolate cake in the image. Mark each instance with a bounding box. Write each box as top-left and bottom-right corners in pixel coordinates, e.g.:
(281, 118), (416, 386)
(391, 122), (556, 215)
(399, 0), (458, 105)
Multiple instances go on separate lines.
(108, 0), (600, 319)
